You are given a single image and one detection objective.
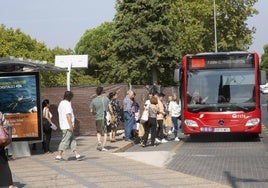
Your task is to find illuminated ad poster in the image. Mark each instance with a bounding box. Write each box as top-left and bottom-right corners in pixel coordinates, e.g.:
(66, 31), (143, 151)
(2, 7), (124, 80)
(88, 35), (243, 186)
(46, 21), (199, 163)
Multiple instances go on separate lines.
(0, 72), (42, 141)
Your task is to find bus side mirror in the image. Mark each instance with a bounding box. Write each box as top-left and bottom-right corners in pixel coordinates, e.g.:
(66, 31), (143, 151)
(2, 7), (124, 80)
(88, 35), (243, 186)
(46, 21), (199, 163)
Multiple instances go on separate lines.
(260, 70), (266, 85)
(174, 67), (180, 82)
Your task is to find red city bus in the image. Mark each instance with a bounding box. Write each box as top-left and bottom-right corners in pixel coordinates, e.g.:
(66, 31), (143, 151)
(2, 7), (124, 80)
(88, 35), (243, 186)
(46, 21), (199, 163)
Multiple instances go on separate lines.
(174, 52), (266, 137)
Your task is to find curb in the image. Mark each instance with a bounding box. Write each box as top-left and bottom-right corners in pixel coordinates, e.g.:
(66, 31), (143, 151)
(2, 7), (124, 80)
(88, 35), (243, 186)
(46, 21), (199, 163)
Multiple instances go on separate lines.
(112, 141), (134, 153)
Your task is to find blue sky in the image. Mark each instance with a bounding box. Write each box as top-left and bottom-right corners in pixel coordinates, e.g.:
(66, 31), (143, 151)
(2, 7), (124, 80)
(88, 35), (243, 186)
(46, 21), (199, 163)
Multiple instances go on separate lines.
(0, 0), (267, 56)
(0, 0), (116, 49)
(247, 0), (268, 56)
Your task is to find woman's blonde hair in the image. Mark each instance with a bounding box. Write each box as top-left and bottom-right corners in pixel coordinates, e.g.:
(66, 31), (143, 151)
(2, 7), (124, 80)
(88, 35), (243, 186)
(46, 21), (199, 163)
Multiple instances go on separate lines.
(172, 94), (180, 103)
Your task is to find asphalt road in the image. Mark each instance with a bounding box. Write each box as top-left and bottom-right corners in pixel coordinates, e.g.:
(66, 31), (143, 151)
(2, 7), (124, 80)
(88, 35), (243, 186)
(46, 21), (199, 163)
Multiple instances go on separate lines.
(125, 94), (268, 188)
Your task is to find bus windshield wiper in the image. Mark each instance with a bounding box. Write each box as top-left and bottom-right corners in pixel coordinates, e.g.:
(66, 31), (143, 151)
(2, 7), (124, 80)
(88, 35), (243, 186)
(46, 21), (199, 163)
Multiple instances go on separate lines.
(189, 103), (250, 112)
(226, 104), (249, 111)
(189, 105), (214, 112)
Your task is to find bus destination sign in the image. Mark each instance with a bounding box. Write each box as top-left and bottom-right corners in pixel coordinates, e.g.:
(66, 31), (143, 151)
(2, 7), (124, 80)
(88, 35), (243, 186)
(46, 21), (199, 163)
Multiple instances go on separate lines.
(189, 55), (254, 69)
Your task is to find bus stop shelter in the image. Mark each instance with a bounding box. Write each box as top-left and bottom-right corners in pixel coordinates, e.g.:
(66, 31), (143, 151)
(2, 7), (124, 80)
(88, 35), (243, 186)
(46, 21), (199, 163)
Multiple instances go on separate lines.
(0, 56), (67, 157)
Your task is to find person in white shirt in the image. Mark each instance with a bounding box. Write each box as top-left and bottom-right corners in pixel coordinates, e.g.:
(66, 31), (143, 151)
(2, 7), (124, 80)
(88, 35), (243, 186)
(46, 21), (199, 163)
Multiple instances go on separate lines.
(168, 94), (181, 141)
(55, 91), (82, 161)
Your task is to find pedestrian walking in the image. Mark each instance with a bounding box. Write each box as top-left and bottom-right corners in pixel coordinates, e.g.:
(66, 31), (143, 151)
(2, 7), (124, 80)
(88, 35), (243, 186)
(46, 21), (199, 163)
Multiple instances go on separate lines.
(123, 90), (135, 141)
(89, 86), (110, 151)
(55, 91), (82, 161)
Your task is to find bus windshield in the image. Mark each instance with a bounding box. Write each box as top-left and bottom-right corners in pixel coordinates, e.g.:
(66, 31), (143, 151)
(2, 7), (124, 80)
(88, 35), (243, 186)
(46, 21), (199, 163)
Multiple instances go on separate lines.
(186, 68), (255, 112)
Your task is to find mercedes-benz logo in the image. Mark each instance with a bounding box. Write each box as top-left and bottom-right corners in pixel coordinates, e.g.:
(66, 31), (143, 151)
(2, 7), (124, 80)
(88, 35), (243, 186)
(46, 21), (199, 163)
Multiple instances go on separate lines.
(218, 119), (224, 126)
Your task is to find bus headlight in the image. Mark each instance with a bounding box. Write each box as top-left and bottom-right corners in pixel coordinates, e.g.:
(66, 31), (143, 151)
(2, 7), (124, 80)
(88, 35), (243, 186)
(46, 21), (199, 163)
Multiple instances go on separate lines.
(185, 119), (198, 127)
(245, 118), (260, 127)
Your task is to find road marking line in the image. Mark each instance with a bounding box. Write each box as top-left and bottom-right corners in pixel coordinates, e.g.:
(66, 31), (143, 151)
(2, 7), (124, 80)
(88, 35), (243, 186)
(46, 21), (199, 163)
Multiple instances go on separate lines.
(171, 140), (184, 152)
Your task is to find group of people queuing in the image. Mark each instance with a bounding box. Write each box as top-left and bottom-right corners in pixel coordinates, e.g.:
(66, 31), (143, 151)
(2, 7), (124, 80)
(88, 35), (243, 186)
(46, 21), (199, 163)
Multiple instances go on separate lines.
(32, 86), (182, 161)
(0, 86), (183, 187)
(89, 86), (182, 151)
(138, 92), (182, 147)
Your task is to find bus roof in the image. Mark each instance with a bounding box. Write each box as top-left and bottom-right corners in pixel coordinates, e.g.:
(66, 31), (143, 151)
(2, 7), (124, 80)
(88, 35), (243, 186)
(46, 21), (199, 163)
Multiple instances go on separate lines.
(193, 51), (254, 57)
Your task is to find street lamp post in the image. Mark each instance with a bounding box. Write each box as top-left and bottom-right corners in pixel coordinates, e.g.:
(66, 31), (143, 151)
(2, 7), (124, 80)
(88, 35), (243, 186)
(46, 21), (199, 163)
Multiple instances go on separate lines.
(213, 0), (218, 52)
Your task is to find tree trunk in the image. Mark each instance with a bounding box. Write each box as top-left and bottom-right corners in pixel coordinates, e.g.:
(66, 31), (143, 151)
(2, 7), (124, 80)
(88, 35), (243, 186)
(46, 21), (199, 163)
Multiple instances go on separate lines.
(152, 66), (158, 84)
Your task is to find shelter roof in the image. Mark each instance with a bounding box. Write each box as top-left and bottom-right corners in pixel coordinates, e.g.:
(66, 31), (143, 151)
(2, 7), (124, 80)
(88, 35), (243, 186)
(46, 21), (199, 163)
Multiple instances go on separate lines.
(0, 57), (67, 72)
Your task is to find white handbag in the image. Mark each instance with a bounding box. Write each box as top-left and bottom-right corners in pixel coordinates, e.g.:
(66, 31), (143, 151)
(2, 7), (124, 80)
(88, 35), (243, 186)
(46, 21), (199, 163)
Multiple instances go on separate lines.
(140, 109), (149, 121)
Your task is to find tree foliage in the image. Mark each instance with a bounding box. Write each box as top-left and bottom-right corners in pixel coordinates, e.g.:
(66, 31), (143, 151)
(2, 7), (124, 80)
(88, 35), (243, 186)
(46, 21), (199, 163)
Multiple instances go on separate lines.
(260, 44), (268, 73)
(109, 0), (180, 85)
(173, 0), (258, 53)
(0, 24), (49, 60)
(1, 0), (260, 87)
(0, 25), (95, 86)
(90, 0), (257, 86)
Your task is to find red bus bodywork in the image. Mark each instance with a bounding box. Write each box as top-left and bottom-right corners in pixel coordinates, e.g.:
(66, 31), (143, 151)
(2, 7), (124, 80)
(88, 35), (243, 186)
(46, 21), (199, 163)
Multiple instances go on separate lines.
(175, 52), (265, 135)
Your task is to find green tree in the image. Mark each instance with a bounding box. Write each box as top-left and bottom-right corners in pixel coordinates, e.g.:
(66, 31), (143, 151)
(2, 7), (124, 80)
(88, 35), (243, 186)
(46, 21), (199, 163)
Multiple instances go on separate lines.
(104, 0), (257, 86)
(173, 0), (258, 53)
(260, 44), (268, 74)
(0, 25), (49, 60)
(0, 25), (75, 86)
(109, 0), (180, 85)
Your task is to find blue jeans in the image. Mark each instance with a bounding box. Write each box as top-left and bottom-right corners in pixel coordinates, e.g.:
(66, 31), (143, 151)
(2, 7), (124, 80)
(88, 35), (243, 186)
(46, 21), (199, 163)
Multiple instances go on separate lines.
(172, 116), (179, 138)
(124, 112), (134, 140)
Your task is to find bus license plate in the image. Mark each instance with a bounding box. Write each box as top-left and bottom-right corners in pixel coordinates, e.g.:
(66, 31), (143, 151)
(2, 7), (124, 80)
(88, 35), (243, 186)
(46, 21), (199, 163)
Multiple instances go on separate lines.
(214, 128), (230, 132)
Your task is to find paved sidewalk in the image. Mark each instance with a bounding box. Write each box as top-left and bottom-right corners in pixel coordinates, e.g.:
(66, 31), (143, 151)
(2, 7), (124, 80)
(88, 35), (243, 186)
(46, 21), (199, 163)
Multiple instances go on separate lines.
(8, 135), (231, 188)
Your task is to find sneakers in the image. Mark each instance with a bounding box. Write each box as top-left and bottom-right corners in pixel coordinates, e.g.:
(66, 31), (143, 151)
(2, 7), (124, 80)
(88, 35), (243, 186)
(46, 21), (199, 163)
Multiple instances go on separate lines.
(55, 155), (83, 161)
(174, 137), (180, 141)
(155, 138), (161, 144)
(76, 154), (83, 161)
(96, 142), (102, 151)
(96, 142), (108, 151)
(55, 156), (64, 161)
(161, 138), (168, 143)
(101, 147), (108, 151)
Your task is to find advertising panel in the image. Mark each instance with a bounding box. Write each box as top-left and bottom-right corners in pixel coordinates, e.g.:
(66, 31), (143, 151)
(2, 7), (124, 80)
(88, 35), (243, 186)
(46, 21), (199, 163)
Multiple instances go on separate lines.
(0, 72), (42, 141)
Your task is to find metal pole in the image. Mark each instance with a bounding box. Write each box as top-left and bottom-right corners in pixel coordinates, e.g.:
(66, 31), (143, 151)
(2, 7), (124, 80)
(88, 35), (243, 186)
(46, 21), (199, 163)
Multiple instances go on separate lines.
(67, 63), (71, 91)
(213, 0), (218, 52)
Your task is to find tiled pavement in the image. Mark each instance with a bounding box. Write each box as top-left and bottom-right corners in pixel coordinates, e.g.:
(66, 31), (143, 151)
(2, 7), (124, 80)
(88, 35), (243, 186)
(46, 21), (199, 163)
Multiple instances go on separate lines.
(8, 134), (231, 188)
